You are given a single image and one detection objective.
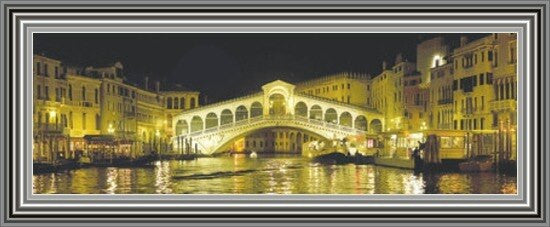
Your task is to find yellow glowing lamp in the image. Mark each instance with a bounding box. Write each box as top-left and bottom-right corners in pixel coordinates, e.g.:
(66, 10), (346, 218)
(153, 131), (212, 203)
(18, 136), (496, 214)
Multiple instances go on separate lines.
(49, 110), (56, 119)
(107, 123), (115, 134)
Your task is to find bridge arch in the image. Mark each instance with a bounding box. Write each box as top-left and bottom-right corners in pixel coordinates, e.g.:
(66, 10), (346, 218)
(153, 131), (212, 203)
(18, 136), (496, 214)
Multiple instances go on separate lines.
(339, 112), (353, 127)
(175, 120), (188, 136)
(220, 109), (233, 125)
(268, 93), (287, 115)
(205, 112), (218, 129)
(324, 108), (338, 124)
(235, 105), (248, 121)
(294, 101), (308, 118)
(370, 119), (382, 133)
(309, 105), (323, 120)
(202, 124), (333, 155)
(354, 115), (368, 131)
(190, 116), (203, 132)
(250, 102), (263, 118)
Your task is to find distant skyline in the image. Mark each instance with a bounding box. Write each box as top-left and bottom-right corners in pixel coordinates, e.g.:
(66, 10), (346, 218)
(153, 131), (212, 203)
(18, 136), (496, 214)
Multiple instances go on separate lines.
(34, 33), (486, 103)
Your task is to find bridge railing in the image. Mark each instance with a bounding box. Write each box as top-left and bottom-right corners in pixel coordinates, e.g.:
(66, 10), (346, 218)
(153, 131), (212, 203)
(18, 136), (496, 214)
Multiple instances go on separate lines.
(177, 114), (367, 138)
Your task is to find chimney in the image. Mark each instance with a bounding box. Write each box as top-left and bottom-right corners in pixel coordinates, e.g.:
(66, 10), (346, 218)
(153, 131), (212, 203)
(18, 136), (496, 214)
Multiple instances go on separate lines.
(144, 76), (149, 90)
(460, 36), (468, 46)
(382, 61), (387, 70)
(155, 81), (160, 92)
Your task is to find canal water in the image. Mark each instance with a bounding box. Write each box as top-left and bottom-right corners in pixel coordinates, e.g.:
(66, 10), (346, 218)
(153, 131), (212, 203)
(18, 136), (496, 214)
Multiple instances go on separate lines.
(33, 155), (517, 194)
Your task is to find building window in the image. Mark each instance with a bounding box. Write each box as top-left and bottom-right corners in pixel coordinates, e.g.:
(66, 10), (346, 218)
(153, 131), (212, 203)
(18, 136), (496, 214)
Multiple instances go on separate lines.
(36, 62), (41, 75)
(487, 73), (494, 84)
(94, 88), (98, 104)
(174, 97), (179, 109)
(167, 97), (172, 109)
(347, 83), (351, 89)
(180, 97), (185, 109)
(82, 113), (87, 130)
(68, 85), (72, 100)
(54, 66), (59, 78)
(82, 86), (86, 101)
(488, 50), (493, 61)
(37, 85), (41, 99)
(44, 64), (49, 77)
(45, 86), (49, 99)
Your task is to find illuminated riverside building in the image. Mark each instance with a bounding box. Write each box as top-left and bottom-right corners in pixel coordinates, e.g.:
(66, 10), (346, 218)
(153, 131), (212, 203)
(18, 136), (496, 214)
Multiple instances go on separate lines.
(428, 63), (455, 130)
(489, 33), (517, 131)
(370, 54), (416, 132)
(160, 85), (200, 140)
(295, 72), (371, 107)
(32, 55), (200, 163)
(451, 35), (498, 131)
(65, 72), (102, 154)
(33, 55), (70, 163)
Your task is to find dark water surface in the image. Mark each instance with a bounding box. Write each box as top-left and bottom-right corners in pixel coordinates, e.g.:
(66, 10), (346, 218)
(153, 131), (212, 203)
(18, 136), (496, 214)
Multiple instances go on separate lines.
(33, 155), (517, 194)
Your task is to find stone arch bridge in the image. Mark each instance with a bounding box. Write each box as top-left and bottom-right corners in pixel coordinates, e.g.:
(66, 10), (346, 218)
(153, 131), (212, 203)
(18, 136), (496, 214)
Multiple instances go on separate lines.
(172, 80), (384, 155)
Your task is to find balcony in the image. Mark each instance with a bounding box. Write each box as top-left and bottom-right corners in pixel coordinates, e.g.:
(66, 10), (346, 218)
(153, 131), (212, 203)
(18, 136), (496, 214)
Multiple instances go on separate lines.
(490, 99), (517, 111)
(33, 123), (69, 135)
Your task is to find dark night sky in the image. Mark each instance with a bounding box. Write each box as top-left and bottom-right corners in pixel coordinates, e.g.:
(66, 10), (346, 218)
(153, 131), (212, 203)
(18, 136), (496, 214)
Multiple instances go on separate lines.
(33, 33), (486, 103)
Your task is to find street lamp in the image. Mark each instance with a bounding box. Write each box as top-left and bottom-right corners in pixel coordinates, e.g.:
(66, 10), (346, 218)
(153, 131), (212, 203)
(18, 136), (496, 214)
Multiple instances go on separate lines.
(107, 123), (115, 134)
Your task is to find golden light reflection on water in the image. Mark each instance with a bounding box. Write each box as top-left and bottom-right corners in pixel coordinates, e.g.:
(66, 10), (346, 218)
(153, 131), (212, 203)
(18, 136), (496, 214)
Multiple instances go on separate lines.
(33, 156), (517, 194)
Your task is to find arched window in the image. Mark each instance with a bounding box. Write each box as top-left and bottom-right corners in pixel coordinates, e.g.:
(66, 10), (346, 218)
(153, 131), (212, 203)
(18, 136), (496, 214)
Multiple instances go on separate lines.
(250, 102), (263, 117)
(205, 112), (219, 129)
(167, 97), (172, 109)
(220, 109), (233, 125)
(339, 112), (352, 127)
(294, 102), (308, 118)
(235, 105), (248, 121)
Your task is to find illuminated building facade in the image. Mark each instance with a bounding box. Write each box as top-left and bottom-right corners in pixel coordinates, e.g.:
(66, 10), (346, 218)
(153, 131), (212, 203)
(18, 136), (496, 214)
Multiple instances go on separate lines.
(428, 63), (455, 130)
(451, 35), (498, 131)
(161, 86), (200, 140)
(370, 54), (417, 131)
(32, 55), (200, 163)
(33, 55), (70, 163)
(295, 72), (371, 107)
(65, 73), (102, 155)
